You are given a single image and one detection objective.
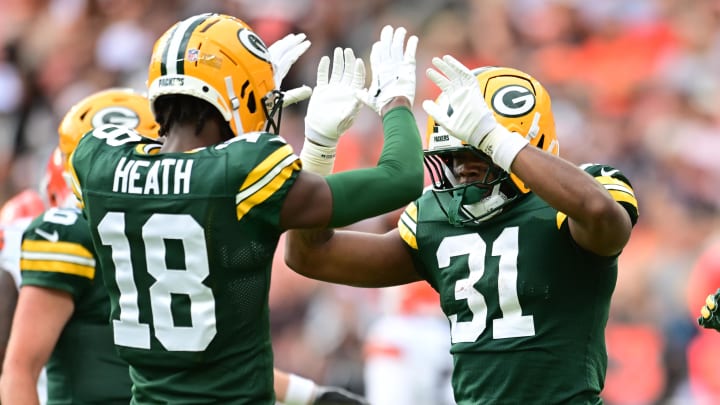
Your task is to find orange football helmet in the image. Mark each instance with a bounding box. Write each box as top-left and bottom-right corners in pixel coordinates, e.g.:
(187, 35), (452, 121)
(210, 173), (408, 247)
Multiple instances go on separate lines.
(0, 189), (45, 225)
(40, 147), (74, 208)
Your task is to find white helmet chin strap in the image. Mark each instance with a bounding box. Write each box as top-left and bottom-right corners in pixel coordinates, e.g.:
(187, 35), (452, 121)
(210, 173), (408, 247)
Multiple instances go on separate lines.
(463, 184), (507, 222)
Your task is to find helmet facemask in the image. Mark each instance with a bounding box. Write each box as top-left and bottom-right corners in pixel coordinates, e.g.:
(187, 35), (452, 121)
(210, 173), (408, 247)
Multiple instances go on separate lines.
(425, 146), (520, 226)
(262, 89), (284, 134)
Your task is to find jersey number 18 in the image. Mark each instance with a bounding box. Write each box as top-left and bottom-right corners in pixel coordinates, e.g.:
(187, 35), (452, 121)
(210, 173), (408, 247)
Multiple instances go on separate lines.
(97, 212), (217, 352)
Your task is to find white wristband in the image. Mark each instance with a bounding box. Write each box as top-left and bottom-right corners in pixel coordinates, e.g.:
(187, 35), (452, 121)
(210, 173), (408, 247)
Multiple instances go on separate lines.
(305, 125), (339, 148)
(478, 125), (529, 173)
(299, 138), (337, 176)
(284, 373), (317, 405)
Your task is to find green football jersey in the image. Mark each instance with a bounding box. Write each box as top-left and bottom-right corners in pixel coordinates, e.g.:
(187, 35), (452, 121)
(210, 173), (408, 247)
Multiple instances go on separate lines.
(398, 164), (639, 405)
(21, 207), (131, 404)
(69, 126), (301, 404)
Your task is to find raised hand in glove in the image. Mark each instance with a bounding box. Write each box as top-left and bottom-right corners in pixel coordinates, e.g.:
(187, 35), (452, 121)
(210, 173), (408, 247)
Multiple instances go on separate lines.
(268, 33), (313, 106)
(305, 47), (366, 147)
(312, 385), (370, 405)
(357, 25), (418, 114)
(422, 55), (498, 148)
(699, 288), (720, 331)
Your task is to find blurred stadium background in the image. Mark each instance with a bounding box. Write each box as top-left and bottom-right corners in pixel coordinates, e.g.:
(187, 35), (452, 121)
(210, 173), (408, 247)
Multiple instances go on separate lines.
(1, 0), (720, 403)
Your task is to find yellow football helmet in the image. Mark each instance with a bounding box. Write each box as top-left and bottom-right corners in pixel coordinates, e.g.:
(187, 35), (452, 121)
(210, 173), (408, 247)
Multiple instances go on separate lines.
(58, 88), (160, 162)
(147, 13), (280, 137)
(424, 66), (558, 225)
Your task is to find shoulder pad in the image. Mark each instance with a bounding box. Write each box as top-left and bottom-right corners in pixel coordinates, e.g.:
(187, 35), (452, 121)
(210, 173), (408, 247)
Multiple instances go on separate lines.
(579, 163), (638, 225)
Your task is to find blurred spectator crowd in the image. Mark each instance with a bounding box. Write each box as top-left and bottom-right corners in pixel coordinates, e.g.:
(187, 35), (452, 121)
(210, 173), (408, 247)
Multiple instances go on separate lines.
(2, 0), (720, 403)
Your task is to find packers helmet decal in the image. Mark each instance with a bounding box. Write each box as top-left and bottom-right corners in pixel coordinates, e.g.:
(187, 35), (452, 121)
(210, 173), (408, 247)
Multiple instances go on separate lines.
(238, 29), (272, 63)
(491, 85), (536, 118)
(58, 88), (159, 164)
(90, 106), (141, 129)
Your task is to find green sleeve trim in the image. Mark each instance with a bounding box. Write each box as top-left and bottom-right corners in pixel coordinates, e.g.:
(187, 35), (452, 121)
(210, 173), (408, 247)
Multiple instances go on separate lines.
(326, 106), (424, 227)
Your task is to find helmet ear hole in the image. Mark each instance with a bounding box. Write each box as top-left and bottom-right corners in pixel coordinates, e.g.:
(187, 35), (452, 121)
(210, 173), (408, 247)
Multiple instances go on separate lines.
(247, 92), (257, 113)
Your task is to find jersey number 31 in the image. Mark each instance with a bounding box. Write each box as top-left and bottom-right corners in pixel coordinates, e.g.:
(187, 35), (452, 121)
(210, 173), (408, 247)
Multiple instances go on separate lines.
(438, 227), (535, 343)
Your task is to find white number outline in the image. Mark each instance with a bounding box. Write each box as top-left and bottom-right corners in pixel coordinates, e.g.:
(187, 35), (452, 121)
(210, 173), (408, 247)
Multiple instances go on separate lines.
(91, 125), (143, 145)
(42, 208), (79, 226)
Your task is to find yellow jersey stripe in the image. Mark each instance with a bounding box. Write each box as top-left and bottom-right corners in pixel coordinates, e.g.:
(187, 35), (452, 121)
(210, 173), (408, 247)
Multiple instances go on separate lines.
(236, 159), (300, 220)
(556, 212), (568, 229)
(21, 250), (96, 267)
(596, 175), (639, 213)
(20, 259), (95, 279)
(608, 189), (639, 209)
(399, 209), (417, 235)
(404, 202), (418, 223)
(22, 240), (94, 259)
(240, 145), (295, 192)
(398, 221), (418, 250)
(596, 176), (634, 192)
(398, 204), (418, 250)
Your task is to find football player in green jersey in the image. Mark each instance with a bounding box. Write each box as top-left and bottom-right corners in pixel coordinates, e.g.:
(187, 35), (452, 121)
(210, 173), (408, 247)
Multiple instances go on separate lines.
(286, 56), (639, 404)
(66, 13), (422, 405)
(0, 86), (370, 404)
(0, 89), (160, 405)
(699, 288), (720, 331)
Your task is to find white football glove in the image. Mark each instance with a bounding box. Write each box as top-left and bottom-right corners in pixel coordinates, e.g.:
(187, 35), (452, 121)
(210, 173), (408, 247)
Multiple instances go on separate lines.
(357, 25), (418, 114)
(422, 55), (528, 172)
(304, 47), (366, 147)
(268, 32), (313, 107)
(422, 55), (498, 148)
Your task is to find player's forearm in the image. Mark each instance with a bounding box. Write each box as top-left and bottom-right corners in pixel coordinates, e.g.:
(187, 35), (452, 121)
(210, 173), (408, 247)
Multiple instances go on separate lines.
(380, 97), (411, 115)
(0, 368), (41, 405)
(326, 106), (423, 227)
(284, 228), (336, 281)
(512, 147), (631, 254)
(512, 148), (609, 216)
